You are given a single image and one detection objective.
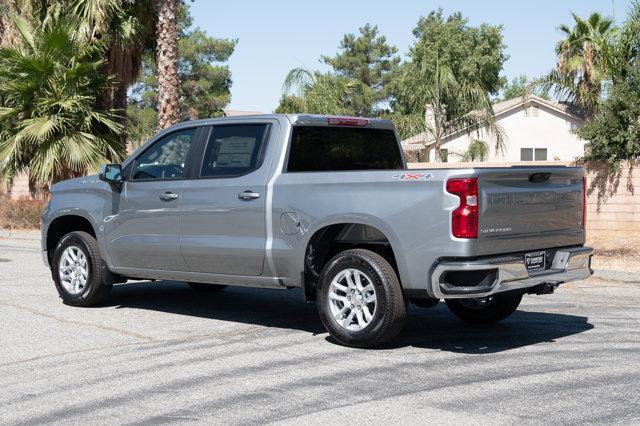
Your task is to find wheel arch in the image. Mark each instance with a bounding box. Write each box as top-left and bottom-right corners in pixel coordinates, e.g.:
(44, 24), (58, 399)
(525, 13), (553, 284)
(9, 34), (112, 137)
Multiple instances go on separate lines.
(300, 217), (408, 301)
(45, 214), (98, 264)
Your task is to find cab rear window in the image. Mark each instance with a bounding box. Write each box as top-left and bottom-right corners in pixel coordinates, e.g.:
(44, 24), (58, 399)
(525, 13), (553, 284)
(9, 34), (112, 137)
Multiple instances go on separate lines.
(286, 126), (403, 172)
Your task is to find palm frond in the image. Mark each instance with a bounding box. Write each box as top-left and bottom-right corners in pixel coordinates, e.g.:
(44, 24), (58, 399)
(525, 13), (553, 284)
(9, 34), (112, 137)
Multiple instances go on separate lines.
(0, 15), (124, 187)
(282, 68), (316, 96)
(11, 15), (35, 49)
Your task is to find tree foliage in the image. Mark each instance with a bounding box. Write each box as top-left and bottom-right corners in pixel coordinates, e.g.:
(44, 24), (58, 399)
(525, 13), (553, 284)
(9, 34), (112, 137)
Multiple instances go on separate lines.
(499, 75), (549, 102)
(389, 59), (504, 160)
(0, 17), (124, 188)
(536, 12), (616, 117)
(276, 22), (399, 116)
(399, 9), (507, 101)
(321, 23), (399, 115)
(563, 2), (640, 165)
(278, 68), (373, 116)
(461, 139), (489, 162)
(578, 66), (640, 166)
(388, 10), (506, 160)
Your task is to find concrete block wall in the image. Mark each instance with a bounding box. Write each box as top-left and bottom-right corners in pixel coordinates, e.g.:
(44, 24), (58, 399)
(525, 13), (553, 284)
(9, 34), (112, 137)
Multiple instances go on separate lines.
(583, 162), (639, 233)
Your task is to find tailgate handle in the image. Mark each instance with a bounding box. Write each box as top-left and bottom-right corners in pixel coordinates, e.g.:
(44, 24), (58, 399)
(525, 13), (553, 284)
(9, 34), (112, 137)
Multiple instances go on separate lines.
(529, 173), (551, 183)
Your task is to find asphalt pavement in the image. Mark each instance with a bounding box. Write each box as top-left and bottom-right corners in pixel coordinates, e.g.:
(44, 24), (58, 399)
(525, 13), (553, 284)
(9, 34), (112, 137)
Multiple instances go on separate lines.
(1, 234), (639, 424)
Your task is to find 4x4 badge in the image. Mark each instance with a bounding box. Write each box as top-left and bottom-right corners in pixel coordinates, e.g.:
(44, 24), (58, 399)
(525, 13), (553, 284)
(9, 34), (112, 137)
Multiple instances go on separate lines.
(392, 173), (433, 181)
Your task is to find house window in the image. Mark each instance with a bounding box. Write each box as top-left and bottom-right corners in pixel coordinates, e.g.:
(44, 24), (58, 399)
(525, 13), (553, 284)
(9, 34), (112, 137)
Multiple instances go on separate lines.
(440, 148), (448, 162)
(521, 148), (548, 161)
(534, 148), (547, 161)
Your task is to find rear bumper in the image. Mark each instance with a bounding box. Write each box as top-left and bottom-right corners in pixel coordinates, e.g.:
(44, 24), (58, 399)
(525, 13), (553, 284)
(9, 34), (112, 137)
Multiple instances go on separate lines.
(430, 246), (593, 299)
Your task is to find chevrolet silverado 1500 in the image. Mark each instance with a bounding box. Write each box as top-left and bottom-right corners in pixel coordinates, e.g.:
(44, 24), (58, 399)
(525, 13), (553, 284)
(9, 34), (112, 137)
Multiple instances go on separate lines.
(41, 114), (593, 347)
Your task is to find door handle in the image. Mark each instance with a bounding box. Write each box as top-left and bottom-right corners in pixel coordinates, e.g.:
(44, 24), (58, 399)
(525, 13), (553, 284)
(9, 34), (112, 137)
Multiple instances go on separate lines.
(238, 190), (260, 201)
(159, 191), (178, 201)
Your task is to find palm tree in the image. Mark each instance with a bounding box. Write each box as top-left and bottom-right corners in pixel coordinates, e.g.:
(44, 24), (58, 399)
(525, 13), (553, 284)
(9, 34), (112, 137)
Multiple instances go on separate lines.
(606, 1), (640, 75)
(0, 17), (124, 191)
(390, 59), (504, 161)
(3, 0), (156, 132)
(65, 0), (157, 135)
(155, 0), (180, 129)
(537, 12), (615, 117)
(461, 140), (489, 162)
(280, 67), (373, 116)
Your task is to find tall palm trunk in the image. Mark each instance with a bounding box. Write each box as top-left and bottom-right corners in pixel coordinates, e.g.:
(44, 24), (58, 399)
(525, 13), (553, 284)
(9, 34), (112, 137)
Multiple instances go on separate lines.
(155, 0), (180, 130)
(114, 79), (129, 148)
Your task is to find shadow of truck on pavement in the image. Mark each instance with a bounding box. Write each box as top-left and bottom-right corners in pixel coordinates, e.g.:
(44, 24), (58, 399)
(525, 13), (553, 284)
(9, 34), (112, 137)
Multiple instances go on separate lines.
(108, 280), (593, 354)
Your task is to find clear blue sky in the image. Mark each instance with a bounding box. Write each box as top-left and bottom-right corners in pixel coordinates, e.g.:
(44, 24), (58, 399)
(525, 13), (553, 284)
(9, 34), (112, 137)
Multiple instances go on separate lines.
(190, 0), (630, 113)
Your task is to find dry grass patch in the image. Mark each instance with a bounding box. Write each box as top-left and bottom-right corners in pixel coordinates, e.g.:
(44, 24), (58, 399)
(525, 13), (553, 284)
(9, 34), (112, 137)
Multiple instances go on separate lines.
(0, 196), (45, 230)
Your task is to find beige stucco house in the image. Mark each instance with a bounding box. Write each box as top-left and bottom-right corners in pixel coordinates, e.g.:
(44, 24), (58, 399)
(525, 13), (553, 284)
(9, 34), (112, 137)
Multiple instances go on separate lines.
(401, 95), (586, 163)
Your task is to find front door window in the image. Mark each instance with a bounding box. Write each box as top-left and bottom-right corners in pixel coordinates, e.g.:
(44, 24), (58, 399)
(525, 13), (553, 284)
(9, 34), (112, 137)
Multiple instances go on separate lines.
(131, 129), (196, 180)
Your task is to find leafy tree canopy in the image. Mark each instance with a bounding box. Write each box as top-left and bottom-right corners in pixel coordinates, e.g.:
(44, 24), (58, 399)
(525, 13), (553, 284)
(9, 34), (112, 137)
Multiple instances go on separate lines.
(274, 95), (306, 114)
(386, 10), (506, 161)
(500, 75), (529, 101)
(579, 66), (640, 166)
(404, 9), (507, 100)
(499, 75), (549, 102)
(278, 68), (372, 116)
(321, 23), (400, 115)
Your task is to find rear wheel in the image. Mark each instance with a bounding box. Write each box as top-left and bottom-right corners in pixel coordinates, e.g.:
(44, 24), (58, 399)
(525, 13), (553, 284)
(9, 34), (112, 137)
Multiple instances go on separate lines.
(317, 249), (406, 348)
(52, 231), (112, 307)
(445, 294), (522, 324)
(187, 282), (228, 292)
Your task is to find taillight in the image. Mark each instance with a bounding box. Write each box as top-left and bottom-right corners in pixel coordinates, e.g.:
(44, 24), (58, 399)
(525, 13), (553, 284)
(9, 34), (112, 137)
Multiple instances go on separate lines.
(446, 178), (479, 239)
(582, 176), (587, 229)
(326, 117), (369, 126)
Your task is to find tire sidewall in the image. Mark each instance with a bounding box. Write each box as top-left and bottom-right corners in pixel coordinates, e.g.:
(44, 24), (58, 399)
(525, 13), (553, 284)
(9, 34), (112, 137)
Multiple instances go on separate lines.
(318, 252), (392, 346)
(52, 232), (101, 305)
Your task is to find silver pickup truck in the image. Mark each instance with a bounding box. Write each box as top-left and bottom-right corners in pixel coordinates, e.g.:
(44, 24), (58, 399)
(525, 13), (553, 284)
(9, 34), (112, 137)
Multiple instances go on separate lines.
(41, 114), (593, 347)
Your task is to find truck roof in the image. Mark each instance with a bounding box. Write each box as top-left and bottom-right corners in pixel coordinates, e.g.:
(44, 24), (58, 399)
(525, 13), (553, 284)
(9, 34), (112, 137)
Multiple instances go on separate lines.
(161, 114), (396, 132)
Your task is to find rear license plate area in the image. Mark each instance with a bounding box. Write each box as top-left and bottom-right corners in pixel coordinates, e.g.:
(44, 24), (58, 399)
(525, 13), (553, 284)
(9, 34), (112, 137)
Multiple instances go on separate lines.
(525, 251), (546, 274)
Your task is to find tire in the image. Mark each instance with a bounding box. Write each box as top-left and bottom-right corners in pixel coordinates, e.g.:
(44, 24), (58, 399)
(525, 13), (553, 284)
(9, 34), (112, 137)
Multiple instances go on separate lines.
(445, 294), (522, 324)
(317, 249), (406, 348)
(187, 282), (228, 292)
(51, 231), (113, 307)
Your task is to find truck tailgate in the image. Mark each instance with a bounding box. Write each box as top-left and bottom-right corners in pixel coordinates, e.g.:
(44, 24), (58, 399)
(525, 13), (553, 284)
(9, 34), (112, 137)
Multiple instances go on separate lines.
(477, 167), (585, 255)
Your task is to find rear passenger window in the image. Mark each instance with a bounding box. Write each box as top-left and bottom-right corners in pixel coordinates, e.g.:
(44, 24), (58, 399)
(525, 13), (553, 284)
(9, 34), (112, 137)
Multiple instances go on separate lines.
(287, 126), (403, 172)
(200, 125), (268, 177)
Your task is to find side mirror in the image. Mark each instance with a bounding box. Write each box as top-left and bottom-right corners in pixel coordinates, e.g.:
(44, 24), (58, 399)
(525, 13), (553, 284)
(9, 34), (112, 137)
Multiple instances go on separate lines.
(99, 164), (124, 191)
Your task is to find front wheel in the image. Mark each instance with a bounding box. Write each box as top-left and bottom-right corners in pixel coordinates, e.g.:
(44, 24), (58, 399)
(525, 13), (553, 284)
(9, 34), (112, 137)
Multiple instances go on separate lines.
(52, 231), (113, 307)
(445, 294), (522, 324)
(317, 249), (406, 348)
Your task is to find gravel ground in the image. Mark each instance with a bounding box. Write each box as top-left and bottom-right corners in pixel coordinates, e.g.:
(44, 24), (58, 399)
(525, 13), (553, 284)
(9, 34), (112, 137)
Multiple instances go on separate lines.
(1, 235), (640, 424)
